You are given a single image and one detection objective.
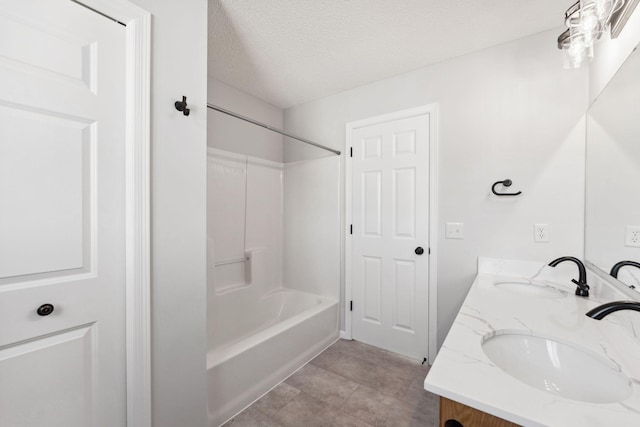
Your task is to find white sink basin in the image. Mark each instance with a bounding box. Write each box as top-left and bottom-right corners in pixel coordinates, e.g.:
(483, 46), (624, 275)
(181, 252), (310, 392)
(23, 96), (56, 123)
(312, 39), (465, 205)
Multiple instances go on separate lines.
(482, 331), (632, 403)
(494, 280), (566, 299)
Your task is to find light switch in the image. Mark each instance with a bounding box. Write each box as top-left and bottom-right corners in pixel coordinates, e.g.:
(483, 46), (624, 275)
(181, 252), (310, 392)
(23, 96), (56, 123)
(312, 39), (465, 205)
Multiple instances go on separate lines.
(446, 222), (464, 239)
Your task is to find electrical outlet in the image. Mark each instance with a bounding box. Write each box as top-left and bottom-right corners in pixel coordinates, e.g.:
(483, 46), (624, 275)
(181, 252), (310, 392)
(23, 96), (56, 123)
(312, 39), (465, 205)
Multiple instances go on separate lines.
(446, 222), (464, 239)
(625, 225), (640, 247)
(534, 224), (549, 242)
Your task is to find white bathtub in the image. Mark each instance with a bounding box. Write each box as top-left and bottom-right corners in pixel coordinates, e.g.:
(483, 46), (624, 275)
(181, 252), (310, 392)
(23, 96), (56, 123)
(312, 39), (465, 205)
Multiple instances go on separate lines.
(207, 288), (339, 426)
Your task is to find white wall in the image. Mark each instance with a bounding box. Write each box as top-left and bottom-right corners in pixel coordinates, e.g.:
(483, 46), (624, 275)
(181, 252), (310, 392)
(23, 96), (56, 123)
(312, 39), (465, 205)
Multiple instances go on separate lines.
(208, 77), (284, 162)
(589, 5), (640, 102)
(129, 1), (208, 426)
(284, 29), (589, 347)
(283, 156), (341, 299)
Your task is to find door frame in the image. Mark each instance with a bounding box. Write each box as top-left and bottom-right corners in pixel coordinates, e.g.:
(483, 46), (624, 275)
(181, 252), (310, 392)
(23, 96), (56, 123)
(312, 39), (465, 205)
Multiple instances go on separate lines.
(344, 104), (439, 363)
(73, 1), (151, 425)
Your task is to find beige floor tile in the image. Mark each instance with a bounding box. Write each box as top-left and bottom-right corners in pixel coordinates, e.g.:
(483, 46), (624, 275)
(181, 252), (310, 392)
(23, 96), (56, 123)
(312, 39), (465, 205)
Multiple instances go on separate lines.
(310, 344), (344, 370)
(401, 386), (439, 415)
(341, 385), (399, 426)
(331, 339), (372, 359)
(297, 365), (359, 407)
(253, 382), (301, 417)
(272, 391), (329, 427)
(319, 408), (374, 427)
(223, 405), (284, 427)
(408, 372), (429, 391)
(382, 402), (438, 427)
(227, 340), (438, 427)
(285, 363), (322, 389)
(328, 352), (410, 399)
(363, 346), (424, 381)
(332, 340), (426, 383)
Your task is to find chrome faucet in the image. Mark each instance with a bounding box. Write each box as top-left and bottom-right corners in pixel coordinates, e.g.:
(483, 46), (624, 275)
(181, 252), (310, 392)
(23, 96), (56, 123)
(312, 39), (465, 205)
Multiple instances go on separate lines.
(586, 301), (640, 319)
(610, 260), (640, 280)
(548, 256), (589, 297)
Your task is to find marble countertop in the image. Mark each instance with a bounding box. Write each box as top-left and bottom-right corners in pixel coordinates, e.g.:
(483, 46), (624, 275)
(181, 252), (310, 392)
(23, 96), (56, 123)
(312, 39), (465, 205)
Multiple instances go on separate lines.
(424, 257), (640, 427)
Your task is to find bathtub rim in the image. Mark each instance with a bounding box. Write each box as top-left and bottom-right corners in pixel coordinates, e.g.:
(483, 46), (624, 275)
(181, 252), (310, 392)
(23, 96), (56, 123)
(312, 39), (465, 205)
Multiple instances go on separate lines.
(207, 292), (338, 369)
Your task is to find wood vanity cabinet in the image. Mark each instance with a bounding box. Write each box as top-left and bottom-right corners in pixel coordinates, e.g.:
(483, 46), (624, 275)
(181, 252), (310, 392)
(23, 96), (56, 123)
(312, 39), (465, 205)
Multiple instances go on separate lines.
(440, 397), (521, 427)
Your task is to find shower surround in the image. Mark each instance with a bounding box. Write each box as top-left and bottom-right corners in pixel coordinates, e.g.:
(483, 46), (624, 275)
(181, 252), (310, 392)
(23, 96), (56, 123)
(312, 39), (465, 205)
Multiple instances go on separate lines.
(206, 148), (340, 426)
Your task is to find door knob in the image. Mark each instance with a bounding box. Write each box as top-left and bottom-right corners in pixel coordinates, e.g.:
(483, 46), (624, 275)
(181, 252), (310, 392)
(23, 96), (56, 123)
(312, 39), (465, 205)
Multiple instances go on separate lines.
(415, 247), (425, 255)
(37, 304), (54, 316)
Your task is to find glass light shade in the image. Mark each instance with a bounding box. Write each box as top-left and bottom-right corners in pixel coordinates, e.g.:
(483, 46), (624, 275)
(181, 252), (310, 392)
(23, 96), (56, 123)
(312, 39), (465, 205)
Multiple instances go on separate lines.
(581, 0), (625, 21)
(562, 31), (594, 69)
(566, 3), (601, 47)
(557, 0), (626, 69)
(580, 7), (601, 46)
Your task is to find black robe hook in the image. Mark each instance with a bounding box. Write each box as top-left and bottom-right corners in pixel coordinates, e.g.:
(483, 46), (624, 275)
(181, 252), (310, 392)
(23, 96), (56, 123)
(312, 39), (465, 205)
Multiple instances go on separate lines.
(175, 96), (190, 116)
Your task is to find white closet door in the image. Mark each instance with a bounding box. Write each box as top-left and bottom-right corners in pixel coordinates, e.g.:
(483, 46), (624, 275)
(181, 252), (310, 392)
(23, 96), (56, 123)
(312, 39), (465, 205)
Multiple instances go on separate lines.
(0, 0), (127, 425)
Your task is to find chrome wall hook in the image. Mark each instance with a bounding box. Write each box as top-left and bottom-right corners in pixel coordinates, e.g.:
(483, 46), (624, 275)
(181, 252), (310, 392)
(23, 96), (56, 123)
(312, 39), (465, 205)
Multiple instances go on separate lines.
(175, 95), (190, 116)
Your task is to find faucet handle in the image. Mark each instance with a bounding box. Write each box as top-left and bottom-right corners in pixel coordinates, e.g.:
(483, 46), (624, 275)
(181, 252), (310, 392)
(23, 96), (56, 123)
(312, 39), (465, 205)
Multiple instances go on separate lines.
(572, 279), (590, 297)
(571, 278), (589, 289)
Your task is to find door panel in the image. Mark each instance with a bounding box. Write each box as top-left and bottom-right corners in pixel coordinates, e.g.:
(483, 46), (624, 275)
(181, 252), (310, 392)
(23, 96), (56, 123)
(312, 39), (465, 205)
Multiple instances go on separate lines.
(351, 114), (430, 360)
(362, 256), (382, 324)
(0, 12), (92, 86)
(394, 167), (416, 238)
(0, 106), (91, 279)
(0, 325), (95, 427)
(393, 260), (415, 332)
(363, 171), (382, 236)
(0, 1), (126, 425)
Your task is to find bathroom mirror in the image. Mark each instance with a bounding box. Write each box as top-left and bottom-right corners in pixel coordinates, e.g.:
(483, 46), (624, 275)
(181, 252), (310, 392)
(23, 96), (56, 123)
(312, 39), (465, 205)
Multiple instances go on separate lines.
(585, 43), (640, 291)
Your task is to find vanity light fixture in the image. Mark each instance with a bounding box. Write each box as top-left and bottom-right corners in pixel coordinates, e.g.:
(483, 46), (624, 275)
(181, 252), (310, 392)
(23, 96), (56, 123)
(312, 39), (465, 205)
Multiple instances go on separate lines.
(557, 0), (626, 68)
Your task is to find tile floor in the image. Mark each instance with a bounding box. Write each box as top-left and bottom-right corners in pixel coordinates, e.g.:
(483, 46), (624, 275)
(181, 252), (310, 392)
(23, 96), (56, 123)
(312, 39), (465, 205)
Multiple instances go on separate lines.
(223, 339), (439, 427)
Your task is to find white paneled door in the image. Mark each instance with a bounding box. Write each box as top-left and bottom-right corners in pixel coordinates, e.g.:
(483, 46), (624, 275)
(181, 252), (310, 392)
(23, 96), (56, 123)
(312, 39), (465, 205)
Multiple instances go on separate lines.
(351, 113), (430, 361)
(0, 1), (127, 426)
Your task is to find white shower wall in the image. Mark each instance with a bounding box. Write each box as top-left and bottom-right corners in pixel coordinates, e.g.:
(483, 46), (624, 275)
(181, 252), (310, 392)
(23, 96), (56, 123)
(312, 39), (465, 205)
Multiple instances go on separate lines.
(207, 148), (283, 294)
(246, 156), (284, 290)
(283, 156), (341, 299)
(207, 150), (248, 291)
(208, 148), (340, 300)
(208, 75), (341, 300)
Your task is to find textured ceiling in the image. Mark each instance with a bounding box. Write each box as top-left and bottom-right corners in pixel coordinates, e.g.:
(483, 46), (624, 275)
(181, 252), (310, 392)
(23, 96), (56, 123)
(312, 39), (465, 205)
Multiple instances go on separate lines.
(208, 0), (567, 109)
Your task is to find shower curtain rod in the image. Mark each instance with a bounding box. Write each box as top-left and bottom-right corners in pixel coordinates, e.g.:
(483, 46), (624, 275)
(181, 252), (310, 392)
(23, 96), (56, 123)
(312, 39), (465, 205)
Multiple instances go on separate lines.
(207, 103), (341, 156)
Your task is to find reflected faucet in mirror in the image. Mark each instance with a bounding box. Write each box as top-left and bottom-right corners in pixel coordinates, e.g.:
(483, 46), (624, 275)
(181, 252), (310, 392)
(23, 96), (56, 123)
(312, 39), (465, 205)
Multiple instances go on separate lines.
(548, 256), (589, 297)
(610, 261), (640, 288)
